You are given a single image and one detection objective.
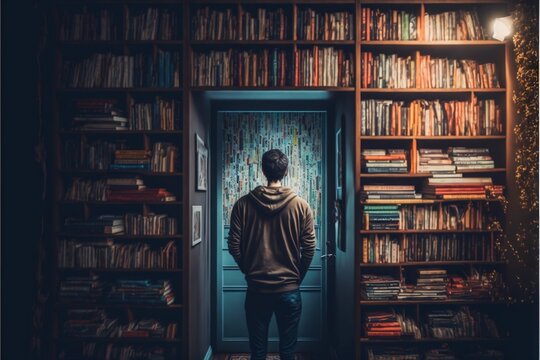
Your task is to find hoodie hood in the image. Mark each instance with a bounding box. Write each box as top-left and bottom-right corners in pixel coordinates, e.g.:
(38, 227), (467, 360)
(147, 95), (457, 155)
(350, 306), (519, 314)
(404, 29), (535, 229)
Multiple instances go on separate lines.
(248, 186), (297, 215)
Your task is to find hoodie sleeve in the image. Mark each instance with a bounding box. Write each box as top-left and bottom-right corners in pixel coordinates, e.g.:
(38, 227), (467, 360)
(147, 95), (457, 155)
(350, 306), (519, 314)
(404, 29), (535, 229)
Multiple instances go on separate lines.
(299, 204), (316, 281)
(227, 200), (244, 273)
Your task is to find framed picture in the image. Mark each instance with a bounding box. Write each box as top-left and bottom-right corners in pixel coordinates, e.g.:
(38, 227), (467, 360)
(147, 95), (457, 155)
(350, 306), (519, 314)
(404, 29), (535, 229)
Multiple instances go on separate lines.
(196, 134), (208, 191)
(336, 114), (346, 252)
(192, 205), (203, 247)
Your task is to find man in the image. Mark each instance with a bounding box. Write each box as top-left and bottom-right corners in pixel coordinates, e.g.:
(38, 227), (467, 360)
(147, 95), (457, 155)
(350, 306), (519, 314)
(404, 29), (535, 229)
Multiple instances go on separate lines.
(228, 149), (317, 360)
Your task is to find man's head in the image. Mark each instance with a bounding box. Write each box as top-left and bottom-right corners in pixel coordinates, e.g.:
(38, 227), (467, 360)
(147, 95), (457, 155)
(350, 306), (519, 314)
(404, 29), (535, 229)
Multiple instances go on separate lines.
(261, 149), (288, 183)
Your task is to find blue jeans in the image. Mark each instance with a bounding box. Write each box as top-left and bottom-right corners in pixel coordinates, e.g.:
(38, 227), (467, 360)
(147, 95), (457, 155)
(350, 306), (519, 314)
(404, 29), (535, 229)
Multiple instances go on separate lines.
(244, 289), (302, 360)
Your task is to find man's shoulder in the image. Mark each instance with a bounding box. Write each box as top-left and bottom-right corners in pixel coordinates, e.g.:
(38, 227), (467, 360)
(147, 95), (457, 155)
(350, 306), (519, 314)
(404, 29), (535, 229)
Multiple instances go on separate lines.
(289, 195), (312, 211)
(233, 193), (253, 207)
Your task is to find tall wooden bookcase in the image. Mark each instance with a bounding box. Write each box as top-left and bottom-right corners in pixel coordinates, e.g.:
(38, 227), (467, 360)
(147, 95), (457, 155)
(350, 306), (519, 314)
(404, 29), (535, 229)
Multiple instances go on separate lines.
(47, 0), (513, 359)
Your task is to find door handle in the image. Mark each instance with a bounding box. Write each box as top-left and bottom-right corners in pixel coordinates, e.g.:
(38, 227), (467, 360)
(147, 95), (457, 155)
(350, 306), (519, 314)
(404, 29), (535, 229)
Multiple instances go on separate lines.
(321, 254), (335, 259)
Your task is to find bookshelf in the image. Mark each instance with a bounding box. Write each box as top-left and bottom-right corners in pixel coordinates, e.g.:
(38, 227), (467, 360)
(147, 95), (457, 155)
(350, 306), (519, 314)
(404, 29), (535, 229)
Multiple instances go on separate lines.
(47, 0), (514, 359)
(50, 1), (187, 359)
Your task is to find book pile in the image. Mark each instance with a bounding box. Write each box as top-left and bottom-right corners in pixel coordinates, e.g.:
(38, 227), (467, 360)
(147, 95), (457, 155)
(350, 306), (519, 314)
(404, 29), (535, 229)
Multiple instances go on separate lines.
(124, 213), (178, 235)
(64, 215), (125, 234)
(398, 269), (448, 300)
(108, 178), (176, 202)
(64, 139), (117, 170)
(63, 309), (117, 337)
(58, 240), (177, 269)
(59, 8), (118, 41)
(72, 99), (127, 131)
(365, 311), (402, 337)
(118, 319), (177, 339)
(367, 347), (420, 360)
(417, 149), (456, 174)
(424, 10), (485, 41)
(294, 46), (354, 87)
(111, 149), (151, 170)
(125, 8), (179, 40)
(362, 149), (408, 174)
(422, 176), (493, 200)
(360, 8), (418, 41)
(360, 98), (502, 136)
(65, 179), (108, 201)
(151, 142), (178, 172)
(297, 9), (353, 40)
(362, 205), (400, 230)
(107, 279), (175, 305)
(361, 52), (416, 88)
(447, 270), (497, 299)
(360, 274), (400, 300)
(192, 7), (237, 40)
(448, 147), (495, 171)
(425, 347), (456, 360)
(130, 97), (181, 130)
(361, 185), (421, 203)
(191, 48), (290, 87)
(240, 8), (289, 40)
(58, 275), (104, 301)
(424, 307), (500, 339)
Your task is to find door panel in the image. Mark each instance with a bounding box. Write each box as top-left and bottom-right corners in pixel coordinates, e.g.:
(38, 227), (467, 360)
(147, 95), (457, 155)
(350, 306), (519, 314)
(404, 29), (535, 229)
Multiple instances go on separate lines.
(215, 111), (326, 353)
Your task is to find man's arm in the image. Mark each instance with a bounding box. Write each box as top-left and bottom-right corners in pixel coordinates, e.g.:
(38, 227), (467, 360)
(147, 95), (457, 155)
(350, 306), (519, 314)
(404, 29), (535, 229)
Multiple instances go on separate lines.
(227, 201), (244, 273)
(299, 205), (316, 281)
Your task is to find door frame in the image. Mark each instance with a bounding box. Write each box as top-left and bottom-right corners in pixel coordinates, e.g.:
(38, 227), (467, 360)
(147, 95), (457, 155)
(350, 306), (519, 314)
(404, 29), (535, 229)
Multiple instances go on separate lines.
(210, 99), (333, 354)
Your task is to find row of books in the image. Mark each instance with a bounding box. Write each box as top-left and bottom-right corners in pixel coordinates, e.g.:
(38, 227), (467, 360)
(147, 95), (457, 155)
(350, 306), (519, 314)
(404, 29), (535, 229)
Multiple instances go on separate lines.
(129, 97), (181, 130)
(424, 10), (485, 41)
(59, 276), (175, 305)
(191, 48), (289, 87)
(61, 51), (181, 88)
(361, 149), (409, 174)
(191, 7), (237, 41)
(362, 202), (486, 230)
(64, 178), (176, 202)
(361, 233), (496, 263)
(239, 8), (289, 40)
(360, 52), (499, 89)
(360, 8), (418, 41)
(297, 9), (354, 40)
(59, 8), (119, 41)
(58, 240), (177, 269)
(63, 309), (177, 339)
(364, 307), (500, 338)
(361, 271), (496, 301)
(294, 46), (354, 87)
(61, 344), (171, 360)
(63, 141), (179, 172)
(64, 214), (177, 235)
(125, 8), (180, 41)
(367, 347), (504, 360)
(360, 98), (502, 136)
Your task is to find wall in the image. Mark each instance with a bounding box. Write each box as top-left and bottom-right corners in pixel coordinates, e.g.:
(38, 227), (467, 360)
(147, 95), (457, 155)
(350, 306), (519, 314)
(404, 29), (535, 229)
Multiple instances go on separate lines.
(188, 92), (213, 359)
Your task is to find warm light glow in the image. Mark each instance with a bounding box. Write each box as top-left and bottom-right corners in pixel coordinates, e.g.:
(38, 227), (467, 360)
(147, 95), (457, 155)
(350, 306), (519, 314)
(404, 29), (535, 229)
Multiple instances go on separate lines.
(492, 16), (513, 41)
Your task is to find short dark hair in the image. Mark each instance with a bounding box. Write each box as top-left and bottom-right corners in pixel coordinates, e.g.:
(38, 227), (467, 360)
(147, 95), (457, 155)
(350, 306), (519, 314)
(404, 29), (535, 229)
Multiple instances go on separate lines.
(261, 149), (288, 182)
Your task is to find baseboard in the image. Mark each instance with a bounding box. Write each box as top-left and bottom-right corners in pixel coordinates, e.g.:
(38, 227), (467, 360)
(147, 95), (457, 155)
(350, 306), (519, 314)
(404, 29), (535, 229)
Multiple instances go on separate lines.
(203, 346), (213, 360)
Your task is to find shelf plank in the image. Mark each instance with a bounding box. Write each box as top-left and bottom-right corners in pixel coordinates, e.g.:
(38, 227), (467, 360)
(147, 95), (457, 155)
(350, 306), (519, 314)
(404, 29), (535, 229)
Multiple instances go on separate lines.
(57, 302), (183, 309)
(359, 299), (506, 306)
(360, 136), (506, 140)
(58, 268), (183, 273)
(361, 40), (506, 46)
(360, 198), (504, 204)
(61, 130), (183, 135)
(58, 40), (183, 46)
(60, 169), (183, 176)
(57, 233), (182, 239)
(360, 168), (507, 177)
(359, 261), (507, 267)
(59, 201), (183, 206)
(190, 86), (355, 91)
(359, 337), (507, 343)
(57, 88), (183, 93)
(360, 88), (506, 93)
(359, 229), (500, 234)
(57, 337), (182, 344)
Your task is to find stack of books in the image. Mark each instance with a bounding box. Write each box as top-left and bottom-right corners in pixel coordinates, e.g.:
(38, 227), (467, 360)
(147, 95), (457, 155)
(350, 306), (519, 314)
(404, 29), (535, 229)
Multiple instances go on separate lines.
(367, 347), (420, 360)
(416, 149), (456, 174)
(362, 205), (400, 230)
(398, 269), (448, 300)
(108, 178), (176, 202)
(63, 309), (117, 337)
(360, 274), (401, 300)
(425, 348), (456, 360)
(64, 215), (125, 234)
(117, 319), (177, 339)
(58, 275), (104, 301)
(422, 176), (493, 200)
(111, 149), (151, 170)
(72, 99), (127, 131)
(362, 149), (408, 174)
(365, 311), (402, 337)
(448, 147), (495, 171)
(425, 307), (500, 339)
(485, 184), (505, 198)
(107, 279), (175, 305)
(361, 185), (421, 203)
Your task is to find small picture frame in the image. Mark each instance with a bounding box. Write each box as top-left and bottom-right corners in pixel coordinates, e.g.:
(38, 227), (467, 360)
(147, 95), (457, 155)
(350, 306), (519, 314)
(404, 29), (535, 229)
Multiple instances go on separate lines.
(196, 134), (208, 191)
(192, 205), (203, 247)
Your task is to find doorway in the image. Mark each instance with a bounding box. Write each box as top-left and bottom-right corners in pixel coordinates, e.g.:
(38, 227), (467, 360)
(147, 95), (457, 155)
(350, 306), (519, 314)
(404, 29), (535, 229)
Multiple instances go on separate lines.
(212, 104), (330, 355)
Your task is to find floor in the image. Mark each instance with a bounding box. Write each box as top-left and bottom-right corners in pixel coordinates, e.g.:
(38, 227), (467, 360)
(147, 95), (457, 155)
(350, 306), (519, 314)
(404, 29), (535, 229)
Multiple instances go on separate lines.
(213, 354), (311, 360)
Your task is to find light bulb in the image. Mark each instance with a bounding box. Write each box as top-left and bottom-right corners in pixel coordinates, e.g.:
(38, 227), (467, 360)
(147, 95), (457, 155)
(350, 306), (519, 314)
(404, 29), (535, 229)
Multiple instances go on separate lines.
(492, 16), (513, 41)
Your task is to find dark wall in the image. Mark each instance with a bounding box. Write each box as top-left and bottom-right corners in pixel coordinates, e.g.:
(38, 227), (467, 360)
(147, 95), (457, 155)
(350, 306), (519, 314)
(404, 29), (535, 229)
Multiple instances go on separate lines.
(188, 92), (212, 360)
(1, 0), (45, 359)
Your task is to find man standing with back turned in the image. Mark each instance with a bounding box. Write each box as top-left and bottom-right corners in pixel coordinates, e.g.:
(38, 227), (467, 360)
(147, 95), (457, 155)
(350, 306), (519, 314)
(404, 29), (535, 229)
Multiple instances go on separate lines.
(228, 149), (317, 360)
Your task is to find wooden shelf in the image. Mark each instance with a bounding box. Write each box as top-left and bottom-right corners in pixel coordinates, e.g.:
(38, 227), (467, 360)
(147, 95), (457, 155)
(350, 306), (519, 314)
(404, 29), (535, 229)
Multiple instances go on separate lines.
(361, 40), (506, 46)
(58, 40), (183, 46)
(59, 201), (183, 206)
(360, 198), (504, 204)
(57, 233), (181, 239)
(360, 136), (505, 140)
(359, 229), (499, 234)
(57, 302), (183, 309)
(58, 268), (183, 273)
(57, 337), (182, 344)
(360, 88), (506, 93)
(359, 337), (506, 344)
(57, 87), (183, 93)
(60, 169), (183, 176)
(359, 299), (505, 306)
(360, 168), (507, 177)
(190, 86), (355, 91)
(359, 261), (507, 268)
(61, 130), (183, 135)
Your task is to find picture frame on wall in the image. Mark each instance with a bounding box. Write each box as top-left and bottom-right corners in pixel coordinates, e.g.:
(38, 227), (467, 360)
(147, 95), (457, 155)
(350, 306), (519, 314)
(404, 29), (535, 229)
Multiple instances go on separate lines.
(196, 134), (208, 191)
(192, 205), (203, 247)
